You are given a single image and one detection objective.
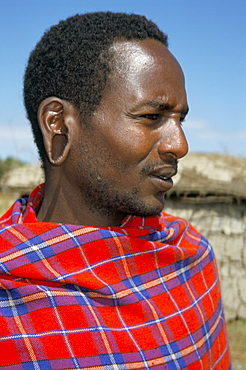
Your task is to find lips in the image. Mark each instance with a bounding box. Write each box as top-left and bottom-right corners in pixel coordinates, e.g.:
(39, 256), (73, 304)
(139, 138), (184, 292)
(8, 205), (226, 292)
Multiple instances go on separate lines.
(148, 165), (177, 191)
(149, 165), (177, 179)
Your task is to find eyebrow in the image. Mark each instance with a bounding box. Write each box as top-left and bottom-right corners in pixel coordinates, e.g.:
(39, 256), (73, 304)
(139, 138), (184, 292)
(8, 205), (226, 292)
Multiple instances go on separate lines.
(133, 100), (189, 116)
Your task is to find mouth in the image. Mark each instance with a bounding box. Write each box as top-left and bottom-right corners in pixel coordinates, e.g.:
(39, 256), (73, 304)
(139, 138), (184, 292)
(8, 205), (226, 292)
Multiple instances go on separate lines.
(156, 175), (172, 181)
(148, 166), (177, 191)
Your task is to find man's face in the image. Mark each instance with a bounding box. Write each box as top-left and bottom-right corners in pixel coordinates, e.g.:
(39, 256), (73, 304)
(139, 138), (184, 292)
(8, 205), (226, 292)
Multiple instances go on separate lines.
(71, 39), (188, 223)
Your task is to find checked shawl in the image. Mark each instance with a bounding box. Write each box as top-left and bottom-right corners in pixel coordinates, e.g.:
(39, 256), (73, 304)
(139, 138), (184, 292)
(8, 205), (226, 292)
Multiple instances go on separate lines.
(0, 185), (230, 369)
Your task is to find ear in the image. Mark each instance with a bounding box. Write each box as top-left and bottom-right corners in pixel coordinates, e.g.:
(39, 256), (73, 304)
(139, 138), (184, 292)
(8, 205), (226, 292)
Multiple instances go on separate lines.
(37, 97), (78, 165)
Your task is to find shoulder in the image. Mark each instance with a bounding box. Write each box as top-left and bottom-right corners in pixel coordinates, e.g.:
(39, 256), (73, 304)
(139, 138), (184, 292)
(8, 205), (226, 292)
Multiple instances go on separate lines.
(159, 211), (210, 248)
(159, 211), (196, 232)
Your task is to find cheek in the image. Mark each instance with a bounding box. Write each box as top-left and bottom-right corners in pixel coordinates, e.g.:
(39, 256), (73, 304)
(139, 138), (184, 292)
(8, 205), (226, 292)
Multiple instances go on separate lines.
(104, 127), (156, 163)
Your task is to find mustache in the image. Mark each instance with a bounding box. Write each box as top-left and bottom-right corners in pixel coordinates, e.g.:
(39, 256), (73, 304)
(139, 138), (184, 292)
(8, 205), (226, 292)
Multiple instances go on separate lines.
(141, 158), (178, 175)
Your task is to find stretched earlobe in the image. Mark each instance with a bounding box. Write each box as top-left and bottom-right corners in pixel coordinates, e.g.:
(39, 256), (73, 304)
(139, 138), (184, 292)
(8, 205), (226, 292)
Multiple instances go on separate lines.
(37, 97), (76, 166)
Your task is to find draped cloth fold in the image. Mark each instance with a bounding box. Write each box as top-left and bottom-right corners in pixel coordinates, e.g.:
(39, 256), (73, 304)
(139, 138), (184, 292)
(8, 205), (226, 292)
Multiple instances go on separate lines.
(0, 185), (231, 369)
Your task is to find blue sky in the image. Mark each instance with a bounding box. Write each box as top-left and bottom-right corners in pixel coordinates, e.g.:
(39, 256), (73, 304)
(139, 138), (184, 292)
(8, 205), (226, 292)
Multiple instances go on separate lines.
(0, 0), (245, 163)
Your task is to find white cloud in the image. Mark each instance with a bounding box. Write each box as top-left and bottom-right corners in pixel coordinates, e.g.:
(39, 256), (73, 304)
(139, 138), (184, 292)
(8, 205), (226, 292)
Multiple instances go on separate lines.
(1, 123), (33, 140)
(185, 118), (246, 140)
(0, 121), (38, 163)
(184, 119), (208, 130)
(184, 118), (246, 157)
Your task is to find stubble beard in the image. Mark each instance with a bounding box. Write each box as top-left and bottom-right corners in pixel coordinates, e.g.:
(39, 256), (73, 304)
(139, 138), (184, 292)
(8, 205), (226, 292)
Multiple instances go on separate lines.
(76, 166), (164, 220)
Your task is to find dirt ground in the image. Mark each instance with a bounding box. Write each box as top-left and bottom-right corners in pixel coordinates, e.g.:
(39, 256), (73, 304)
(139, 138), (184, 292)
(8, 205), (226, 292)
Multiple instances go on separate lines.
(227, 320), (246, 369)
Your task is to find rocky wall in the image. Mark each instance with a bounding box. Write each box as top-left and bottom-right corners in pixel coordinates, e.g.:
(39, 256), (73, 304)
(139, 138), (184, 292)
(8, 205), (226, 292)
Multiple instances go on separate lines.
(164, 198), (246, 321)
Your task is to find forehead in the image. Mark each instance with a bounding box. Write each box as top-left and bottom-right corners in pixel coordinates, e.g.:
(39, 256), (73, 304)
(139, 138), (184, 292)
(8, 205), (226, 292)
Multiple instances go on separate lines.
(110, 39), (180, 73)
(104, 39), (187, 107)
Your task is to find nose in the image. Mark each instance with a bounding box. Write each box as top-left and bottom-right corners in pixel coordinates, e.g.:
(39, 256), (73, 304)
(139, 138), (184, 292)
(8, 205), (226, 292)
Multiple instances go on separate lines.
(158, 119), (189, 159)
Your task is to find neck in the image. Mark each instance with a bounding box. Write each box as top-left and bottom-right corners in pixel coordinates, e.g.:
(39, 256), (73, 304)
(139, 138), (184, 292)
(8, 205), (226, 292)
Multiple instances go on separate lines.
(37, 174), (125, 227)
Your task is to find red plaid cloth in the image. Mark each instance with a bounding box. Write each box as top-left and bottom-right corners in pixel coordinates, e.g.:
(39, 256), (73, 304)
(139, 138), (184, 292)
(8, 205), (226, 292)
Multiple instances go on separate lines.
(0, 185), (231, 369)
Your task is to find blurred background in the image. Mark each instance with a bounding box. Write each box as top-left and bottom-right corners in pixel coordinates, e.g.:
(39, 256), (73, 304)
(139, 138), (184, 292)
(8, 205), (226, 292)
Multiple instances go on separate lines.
(0, 0), (245, 164)
(1, 1), (246, 368)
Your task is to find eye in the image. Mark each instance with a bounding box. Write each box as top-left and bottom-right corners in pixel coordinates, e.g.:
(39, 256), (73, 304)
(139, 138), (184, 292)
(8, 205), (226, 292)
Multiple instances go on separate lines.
(140, 114), (160, 121)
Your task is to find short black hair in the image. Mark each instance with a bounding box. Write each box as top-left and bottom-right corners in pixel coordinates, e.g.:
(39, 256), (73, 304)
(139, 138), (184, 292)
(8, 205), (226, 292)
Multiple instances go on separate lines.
(23, 12), (168, 165)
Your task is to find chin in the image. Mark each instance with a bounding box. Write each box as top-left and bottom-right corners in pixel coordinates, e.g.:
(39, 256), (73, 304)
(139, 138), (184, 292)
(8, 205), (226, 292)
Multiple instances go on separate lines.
(124, 201), (164, 218)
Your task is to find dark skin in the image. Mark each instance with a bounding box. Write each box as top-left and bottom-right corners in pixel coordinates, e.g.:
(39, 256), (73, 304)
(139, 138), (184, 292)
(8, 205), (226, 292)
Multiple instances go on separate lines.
(37, 39), (189, 227)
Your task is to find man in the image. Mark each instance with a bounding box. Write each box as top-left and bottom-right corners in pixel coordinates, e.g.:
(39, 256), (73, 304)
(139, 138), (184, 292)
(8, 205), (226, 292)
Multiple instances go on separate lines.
(0, 12), (230, 369)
